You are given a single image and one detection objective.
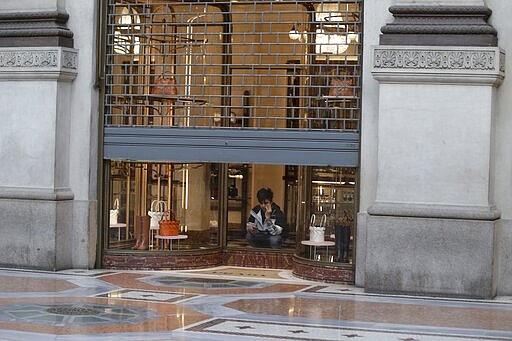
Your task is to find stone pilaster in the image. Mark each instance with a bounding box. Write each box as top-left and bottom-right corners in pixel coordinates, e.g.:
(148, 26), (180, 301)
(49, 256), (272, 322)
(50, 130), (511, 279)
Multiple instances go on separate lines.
(367, 2), (504, 298)
(0, 2), (78, 270)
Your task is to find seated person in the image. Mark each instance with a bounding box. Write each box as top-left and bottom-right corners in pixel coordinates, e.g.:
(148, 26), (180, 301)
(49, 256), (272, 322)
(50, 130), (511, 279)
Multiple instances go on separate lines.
(246, 187), (286, 249)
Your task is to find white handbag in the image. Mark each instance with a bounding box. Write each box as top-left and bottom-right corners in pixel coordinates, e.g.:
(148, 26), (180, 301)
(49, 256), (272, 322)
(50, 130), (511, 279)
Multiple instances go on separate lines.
(148, 200), (167, 230)
(109, 198), (120, 225)
(309, 213), (327, 242)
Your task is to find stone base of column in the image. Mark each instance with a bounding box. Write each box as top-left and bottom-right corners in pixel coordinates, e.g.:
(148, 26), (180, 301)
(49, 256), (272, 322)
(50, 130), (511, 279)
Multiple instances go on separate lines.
(0, 197), (73, 270)
(364, 210), (497, 298)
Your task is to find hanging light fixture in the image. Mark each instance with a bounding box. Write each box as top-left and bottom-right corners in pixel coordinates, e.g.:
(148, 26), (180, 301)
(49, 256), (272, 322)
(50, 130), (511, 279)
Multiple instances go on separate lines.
(289, 24), (357, 53)
(310, 10), (359, 55)
(288, 25), (301, 40)
(288, 24), (306, 42)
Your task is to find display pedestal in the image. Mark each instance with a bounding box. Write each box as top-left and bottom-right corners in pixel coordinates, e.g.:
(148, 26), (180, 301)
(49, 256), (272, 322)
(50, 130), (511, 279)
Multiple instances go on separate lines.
(301, 240), (335, 261)
(156, 235), (188, 251)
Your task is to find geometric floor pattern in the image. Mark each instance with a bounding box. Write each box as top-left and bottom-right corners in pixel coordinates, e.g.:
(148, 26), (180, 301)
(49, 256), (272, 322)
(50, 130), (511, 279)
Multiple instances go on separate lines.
(0, 266), (511, 340)
(139, 275), (272, 289)
(0, 302), (157, 326)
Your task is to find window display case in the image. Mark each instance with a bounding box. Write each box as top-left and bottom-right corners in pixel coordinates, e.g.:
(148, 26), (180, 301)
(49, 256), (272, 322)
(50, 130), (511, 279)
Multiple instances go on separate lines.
(298, 166), (356, 264)
(106, 161), (220, 251)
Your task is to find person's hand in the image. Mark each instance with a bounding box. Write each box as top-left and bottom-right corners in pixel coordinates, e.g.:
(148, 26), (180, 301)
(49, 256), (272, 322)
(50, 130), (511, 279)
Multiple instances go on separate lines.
(263, 202), (272, 219)
(246, 222), (257, 234)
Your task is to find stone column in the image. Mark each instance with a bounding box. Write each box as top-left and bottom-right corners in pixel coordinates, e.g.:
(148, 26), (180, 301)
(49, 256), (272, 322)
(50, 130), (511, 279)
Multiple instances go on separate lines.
(366, 1), (504, 298)
(0, 0), (79, 270)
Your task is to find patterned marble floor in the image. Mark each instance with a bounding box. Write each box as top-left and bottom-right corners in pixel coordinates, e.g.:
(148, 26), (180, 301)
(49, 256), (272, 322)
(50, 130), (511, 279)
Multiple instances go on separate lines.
(0, 266), (511, 340)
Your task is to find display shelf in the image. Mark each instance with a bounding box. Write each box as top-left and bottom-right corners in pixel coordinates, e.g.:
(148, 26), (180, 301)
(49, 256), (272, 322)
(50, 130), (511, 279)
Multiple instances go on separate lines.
(317, 95), (358, 101)
(118, 94), (208, 104)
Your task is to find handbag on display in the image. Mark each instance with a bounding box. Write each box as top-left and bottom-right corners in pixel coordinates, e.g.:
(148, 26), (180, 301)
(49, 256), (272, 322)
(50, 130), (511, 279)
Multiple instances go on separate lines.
(159, 210), (180, 236)
(148, 200), (167, 231)
(153, 75), (178, 97)
(328, 77), (355, 97)
(151, 21), (178, 98)
(309, 213), (327, 242)
(109, 198), (119, 225)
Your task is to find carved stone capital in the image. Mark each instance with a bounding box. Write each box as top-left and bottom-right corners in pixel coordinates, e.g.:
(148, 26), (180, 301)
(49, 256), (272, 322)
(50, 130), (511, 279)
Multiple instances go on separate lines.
(372, 46), (504, 85)
(0, 47), (78, 80)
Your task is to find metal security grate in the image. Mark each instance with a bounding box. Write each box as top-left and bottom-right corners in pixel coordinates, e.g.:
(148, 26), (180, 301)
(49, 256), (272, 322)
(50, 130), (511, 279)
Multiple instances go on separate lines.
(105, 0), (362, 131)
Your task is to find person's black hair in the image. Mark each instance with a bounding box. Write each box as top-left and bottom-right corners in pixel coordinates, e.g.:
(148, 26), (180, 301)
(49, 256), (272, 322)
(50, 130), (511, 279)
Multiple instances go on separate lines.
(256, 187), (273, 203)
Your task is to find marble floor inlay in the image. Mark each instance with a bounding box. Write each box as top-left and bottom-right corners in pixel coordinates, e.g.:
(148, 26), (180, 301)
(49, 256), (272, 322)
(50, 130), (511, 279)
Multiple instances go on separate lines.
(100, 289), (196, 303)
(185, 266), (287, 280)
(0, 267), (511, 340)
(141, 275), (272, 289)
(0, 302), (157, 326)
(187, 318), (502, 341)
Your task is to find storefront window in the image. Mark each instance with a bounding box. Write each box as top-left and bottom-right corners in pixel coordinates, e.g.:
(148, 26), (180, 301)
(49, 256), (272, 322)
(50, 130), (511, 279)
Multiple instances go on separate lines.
(107, 161), (219, 250)
(107, 161), (356, 262)
(296, 166), (357, 264)
(225, 164), (296, 250)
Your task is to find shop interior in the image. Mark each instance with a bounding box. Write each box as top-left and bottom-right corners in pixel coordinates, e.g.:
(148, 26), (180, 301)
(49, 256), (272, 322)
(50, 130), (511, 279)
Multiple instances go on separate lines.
(107, 161), (357, 264)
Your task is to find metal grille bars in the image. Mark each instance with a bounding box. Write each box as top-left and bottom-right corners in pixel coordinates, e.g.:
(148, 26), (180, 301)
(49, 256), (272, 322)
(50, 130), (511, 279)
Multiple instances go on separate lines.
(104, 0), (362, 131)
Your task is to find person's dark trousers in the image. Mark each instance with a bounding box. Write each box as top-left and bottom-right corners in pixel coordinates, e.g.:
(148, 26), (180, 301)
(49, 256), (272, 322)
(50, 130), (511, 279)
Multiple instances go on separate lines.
(246, 232), (282, 249)
(334, 225), (351, 262)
